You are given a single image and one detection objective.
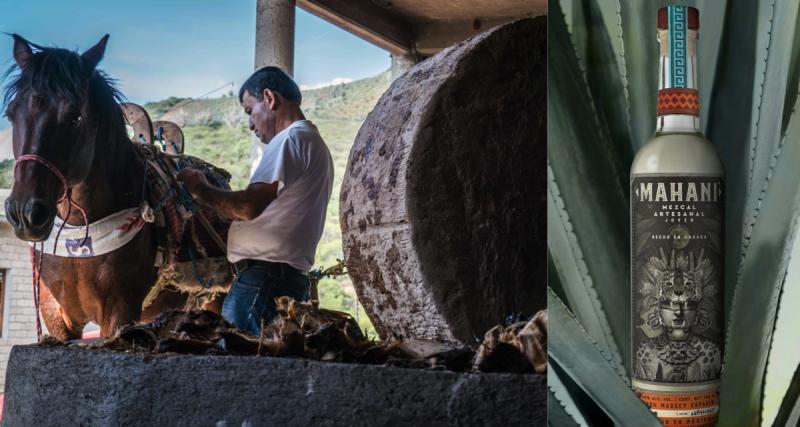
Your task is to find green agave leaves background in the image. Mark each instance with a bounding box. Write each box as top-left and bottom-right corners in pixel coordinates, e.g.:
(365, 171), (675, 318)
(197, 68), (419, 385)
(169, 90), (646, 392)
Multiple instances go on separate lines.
(547, 0), (800, 425)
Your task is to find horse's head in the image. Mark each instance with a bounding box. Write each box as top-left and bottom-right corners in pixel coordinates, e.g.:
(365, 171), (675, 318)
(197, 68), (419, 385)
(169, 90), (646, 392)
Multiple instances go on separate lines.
(3, 34), (110, 241)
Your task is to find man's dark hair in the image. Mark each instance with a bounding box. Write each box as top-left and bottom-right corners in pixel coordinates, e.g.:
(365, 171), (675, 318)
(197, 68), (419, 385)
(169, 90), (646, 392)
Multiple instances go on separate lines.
(238, 66), (302, 104)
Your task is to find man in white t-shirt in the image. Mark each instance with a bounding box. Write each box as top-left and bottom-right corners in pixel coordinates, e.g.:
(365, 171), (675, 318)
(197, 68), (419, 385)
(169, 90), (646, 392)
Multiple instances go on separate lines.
(177, 66), (333, 335)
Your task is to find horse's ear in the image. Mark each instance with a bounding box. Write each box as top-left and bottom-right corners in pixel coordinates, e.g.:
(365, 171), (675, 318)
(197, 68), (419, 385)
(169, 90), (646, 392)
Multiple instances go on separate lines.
(12, 34), (34, 69)
(80, 34), (110, 74)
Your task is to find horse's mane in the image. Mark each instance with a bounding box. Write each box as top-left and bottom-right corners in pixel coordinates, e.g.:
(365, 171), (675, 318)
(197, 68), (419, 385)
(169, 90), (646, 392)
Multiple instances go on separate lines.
(2, 44), (142, 202)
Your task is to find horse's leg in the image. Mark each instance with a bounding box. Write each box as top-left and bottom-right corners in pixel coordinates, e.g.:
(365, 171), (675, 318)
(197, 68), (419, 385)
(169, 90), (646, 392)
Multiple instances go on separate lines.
(38, 282), (85, 341)
(92, 225), (158, 335)
(98, 305), (137, 336)
(97, 295), (145, 337)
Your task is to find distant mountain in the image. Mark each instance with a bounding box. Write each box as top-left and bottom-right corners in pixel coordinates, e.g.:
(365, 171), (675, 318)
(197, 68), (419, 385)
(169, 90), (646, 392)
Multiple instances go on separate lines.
(145, 71), (392, 128)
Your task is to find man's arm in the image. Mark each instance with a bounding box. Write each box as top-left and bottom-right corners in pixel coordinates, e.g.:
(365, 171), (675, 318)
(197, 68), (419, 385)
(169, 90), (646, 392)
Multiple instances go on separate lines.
(177, 168), (278, 221)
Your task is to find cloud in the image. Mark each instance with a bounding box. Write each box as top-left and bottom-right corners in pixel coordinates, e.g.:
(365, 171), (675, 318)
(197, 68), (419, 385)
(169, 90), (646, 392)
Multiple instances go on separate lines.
(299, 77), (353, 91)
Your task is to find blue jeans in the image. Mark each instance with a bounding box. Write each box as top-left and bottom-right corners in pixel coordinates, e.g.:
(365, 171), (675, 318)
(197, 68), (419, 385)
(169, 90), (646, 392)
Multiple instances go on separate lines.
(221, 261), (310, 335)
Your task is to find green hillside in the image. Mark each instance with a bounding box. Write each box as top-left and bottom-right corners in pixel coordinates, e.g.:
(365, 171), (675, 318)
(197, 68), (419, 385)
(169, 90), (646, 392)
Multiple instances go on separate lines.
(147, 71), (391, 336)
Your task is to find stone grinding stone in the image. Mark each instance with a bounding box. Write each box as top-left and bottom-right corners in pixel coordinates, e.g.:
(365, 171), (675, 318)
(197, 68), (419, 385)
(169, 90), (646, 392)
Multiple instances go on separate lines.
(340, 17), (546, 345)
(2, 345), (546, 426)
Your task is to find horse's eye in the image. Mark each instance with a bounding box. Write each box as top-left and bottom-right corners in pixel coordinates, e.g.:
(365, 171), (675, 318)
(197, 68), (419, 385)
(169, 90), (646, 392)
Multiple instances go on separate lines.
(72, 115), (82, 127)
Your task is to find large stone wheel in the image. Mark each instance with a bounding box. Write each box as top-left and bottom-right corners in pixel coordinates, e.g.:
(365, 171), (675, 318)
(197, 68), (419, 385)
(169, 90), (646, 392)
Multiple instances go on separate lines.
(340, 17), (546, 345)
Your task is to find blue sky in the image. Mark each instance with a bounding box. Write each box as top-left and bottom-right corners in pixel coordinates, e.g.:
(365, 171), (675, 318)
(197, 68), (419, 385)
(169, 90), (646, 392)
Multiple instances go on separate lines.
(0, 0), (390, 129)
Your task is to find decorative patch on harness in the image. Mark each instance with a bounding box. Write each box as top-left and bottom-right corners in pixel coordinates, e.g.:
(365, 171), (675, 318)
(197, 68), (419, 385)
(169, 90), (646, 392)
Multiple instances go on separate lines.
(65, 237), (94, 257)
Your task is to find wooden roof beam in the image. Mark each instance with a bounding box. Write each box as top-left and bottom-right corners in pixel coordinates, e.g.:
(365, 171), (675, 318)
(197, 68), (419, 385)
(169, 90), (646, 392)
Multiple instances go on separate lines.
(297, 0), (415, 55)
(414, 16), (538, 56)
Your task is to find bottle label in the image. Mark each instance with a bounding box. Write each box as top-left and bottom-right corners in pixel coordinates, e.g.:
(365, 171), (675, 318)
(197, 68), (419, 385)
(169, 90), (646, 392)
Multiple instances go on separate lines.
(631, 174), (724, 422)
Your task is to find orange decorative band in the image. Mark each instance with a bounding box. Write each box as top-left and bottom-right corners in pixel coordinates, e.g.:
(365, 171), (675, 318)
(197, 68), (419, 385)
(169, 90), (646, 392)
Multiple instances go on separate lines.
(658, 88), (699, 116)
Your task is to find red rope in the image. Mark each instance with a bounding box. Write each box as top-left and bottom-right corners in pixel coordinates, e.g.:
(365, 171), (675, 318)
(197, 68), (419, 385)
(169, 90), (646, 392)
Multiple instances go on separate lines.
(29, 245), (42, 339)
(16, 154), (90, 340)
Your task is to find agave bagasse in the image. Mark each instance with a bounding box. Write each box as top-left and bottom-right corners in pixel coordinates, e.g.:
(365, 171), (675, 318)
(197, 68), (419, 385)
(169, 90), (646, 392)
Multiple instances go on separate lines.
(548, 0), (800, 425)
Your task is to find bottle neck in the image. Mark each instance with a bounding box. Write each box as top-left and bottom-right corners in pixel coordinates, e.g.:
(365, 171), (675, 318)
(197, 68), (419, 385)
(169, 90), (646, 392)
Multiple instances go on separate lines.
(656, 11), (700, 134)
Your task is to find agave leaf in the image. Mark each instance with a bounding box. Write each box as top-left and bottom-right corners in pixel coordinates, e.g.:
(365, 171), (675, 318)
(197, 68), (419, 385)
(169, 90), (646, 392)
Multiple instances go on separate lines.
(560, 0), (576, 30)
(763, 238), (800, 425)
(548, 0), (630, 373)
(548, 389), (581, 427)
(591, 0), (624, 74)
(548, 249), (569, 310)
(782, 6), (800, 134)
(719, 105), (800, 425)
(556, 0), (633, 173)
(582, 0), (634, 168)
(547, 169), (624, 373)
(560, 0), (587, 65)
(772, 361), (800, 427)
(548, 365), (590, 426)
(705, 0), (766, 315)
(739, 0), (800, 272)
(548, 289), (660, 426)
(551, 359), (616, 425)
(694, 0), (727, 130)
(618, 0), (658, 150)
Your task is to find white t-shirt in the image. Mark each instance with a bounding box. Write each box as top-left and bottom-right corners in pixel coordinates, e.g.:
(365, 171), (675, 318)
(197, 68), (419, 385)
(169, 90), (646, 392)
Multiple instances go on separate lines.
(227, 120), (334, 271)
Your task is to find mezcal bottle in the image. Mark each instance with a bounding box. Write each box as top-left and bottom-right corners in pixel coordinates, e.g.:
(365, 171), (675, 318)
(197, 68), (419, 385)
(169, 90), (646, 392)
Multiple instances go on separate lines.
(630, 6), (724, 426)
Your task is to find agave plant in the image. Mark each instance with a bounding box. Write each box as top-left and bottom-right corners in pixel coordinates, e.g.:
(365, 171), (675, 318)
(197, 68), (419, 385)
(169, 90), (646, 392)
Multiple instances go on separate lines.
(548, 0), (800, 425)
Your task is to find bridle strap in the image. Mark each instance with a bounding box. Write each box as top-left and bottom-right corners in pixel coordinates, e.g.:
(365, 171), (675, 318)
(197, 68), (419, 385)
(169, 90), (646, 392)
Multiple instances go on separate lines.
(14, 154), (90, 239)
(15, 154), (70, 201)
(15, 153), (90, 342)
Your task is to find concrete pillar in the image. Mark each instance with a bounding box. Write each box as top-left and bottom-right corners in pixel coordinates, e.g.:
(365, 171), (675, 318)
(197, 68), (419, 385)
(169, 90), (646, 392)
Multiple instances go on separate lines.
(251, 0), (296, 176)
(255, 0), (296, 75)
(390, 53), (418, 81)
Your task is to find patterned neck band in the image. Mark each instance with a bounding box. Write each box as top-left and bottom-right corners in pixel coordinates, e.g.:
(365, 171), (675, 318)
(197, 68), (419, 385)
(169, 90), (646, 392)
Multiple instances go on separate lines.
(657, 6), (699, 117)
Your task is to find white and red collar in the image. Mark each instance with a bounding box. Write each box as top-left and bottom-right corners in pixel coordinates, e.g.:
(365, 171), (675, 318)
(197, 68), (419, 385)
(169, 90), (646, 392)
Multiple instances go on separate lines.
(31, 207), (146, 257)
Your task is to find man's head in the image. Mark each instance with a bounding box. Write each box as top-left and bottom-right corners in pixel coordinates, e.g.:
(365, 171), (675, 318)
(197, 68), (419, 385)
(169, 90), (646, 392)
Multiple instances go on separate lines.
(238, 66), (302, 143)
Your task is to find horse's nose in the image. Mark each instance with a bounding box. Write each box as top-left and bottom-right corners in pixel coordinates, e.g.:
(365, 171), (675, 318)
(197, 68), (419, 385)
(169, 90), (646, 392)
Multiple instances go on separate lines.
(23, 198), (54, 230)
(4, 198), (22, 229)
(4, 197), (54, 241)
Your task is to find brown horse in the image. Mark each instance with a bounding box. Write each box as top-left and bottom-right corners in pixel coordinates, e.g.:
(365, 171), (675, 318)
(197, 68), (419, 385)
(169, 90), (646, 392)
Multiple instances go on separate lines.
(3, 34), (201, 340)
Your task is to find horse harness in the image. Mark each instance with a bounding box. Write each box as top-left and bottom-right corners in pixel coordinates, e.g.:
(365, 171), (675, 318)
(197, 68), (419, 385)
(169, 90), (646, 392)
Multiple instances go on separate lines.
(22, 105), (234, 339)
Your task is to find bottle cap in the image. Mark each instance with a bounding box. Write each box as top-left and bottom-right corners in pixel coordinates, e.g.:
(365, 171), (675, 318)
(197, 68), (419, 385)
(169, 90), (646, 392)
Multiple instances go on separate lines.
(658, 6), (699, 30)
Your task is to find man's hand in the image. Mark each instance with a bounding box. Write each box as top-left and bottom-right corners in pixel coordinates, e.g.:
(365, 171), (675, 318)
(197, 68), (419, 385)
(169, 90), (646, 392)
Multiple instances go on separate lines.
(175, 167), (279, 221)
(177, 168), (209, 197)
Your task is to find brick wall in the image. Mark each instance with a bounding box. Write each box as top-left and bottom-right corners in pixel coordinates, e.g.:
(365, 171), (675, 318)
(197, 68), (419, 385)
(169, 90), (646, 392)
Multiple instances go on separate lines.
(0, 225), (38, 392)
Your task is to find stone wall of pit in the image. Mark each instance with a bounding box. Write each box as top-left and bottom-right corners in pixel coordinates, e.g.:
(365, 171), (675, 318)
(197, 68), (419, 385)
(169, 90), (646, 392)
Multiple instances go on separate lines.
(3, 346), (546, 426)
